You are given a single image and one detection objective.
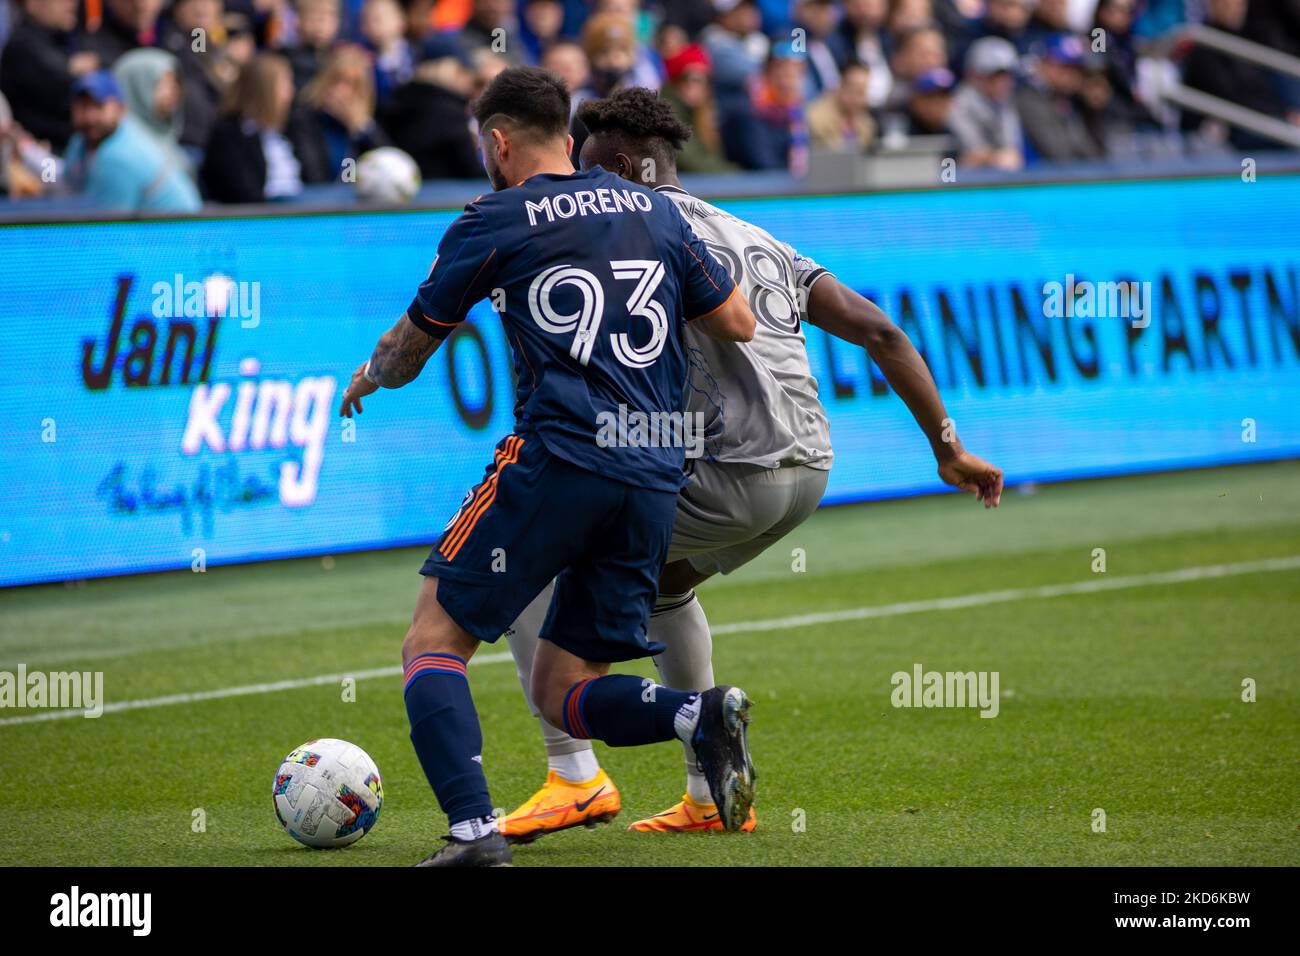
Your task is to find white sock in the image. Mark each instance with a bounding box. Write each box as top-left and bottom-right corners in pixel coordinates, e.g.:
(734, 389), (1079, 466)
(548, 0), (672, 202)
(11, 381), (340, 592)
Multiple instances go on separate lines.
(672, 693), (702, 743)
(652, 590), (716, 803)
(450, 815), (497, 841)
(505, 581), (600, 776)
(548, 748), (601, 783)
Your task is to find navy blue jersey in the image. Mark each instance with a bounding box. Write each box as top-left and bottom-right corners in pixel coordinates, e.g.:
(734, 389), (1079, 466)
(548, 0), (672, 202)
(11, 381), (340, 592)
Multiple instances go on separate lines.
(407, 167), (736, 492)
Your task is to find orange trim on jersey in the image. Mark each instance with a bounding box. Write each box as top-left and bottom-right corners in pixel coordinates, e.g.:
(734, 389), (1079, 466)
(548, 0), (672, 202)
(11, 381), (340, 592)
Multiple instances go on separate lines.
(419, 314), (461, 328)
(687, 284), (738, 323)
(455, 247), (498, 317)
(440, 436), (524, 561)
(441, 435), (518, 551)
(681, 240), (724, 291)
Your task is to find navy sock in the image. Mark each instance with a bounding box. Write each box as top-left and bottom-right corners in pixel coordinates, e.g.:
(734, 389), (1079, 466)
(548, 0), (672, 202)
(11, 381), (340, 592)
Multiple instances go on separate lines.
(561, 674), (696, 747)
(403, 653), (494, 826)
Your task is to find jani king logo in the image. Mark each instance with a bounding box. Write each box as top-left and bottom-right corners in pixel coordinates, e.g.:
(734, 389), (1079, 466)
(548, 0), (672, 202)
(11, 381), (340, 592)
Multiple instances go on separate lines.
(82, 274), (336, 511)
(50, 886), (151, 936)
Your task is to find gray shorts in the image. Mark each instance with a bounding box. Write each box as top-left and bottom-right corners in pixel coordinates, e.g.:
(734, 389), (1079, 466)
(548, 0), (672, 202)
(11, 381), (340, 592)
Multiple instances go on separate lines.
(667, 460), (830, 575)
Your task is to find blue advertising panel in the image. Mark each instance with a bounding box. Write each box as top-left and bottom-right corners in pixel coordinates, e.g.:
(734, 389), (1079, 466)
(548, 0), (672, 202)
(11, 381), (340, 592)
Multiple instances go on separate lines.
(1, 174), (1297, 587)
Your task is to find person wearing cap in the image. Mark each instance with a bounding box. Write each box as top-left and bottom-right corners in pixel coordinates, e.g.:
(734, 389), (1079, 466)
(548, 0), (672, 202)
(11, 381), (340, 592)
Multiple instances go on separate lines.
(905, 65), (956, 137)
(1014, 32), (1102, 161)
(580, 11), (658, 98)
(660, 42), (739, 172)
(948, 35), (1024, 169)
(62, 70), (202, 211)
(807, 60), (877, 152)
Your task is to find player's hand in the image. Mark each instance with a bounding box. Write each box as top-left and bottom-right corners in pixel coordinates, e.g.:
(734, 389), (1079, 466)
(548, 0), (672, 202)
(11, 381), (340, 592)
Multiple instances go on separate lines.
(339, 362), (379, 417)
(937, 449), (1004, 508)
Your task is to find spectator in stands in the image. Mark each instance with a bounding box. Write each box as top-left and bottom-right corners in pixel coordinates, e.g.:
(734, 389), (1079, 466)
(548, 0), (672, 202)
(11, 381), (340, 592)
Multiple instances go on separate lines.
(726, 41), (810, 172)
(0, 90), (47, 198)
(961, 0), (1035, 65)
(828, 0), (892, 107)
(580, 13), (647, 98)
(1026, 0), (1074, 46)
(1092, 0), (1144, 107)
(200, 52), (304, 201)
(1, 0), (98, 152)
(589, 0), (663, 89)
(1243, 0), (1300, 113)
(470, 47), (511, 97)
(63, 70), (202, 210)
(80, 0), (165, 67)
(542, 39), (592, 114)
(888, 0), (935, 34)
(793, 0), (842, 97)
(519, 0), (564, 65)
(113, 48), (194, 176)
(460, 0), (518, 57)
(289, 44), (390, 183)
(1016, 33), (1103, 161)
(905, 64), (956, 135)
(1182, 0), (1296, 149)
(948, 35), (1024, 168)
(660, 42), (739, 171)
(360, 0), (414, 104)
(285, 0), (342, 89)
(379, 39), (482, 178)
(161, 0), (238, 155)
(701, 0), (770, 109)
(888, 24), (949, 107)
(807, 59), (876, 151)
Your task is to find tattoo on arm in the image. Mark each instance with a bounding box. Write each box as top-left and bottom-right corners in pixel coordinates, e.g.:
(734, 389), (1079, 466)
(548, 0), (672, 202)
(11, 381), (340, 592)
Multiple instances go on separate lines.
(366, 316), (440, 388)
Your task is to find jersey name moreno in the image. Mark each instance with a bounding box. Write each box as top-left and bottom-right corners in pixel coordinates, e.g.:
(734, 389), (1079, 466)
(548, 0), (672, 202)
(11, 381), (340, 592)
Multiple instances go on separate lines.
(407, 168), (736, 493)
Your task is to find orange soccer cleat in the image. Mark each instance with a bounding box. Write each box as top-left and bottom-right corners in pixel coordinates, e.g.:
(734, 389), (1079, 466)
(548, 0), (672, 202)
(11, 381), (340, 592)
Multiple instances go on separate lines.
(626, 793), (757, 833)
(499, 769), (622, 845)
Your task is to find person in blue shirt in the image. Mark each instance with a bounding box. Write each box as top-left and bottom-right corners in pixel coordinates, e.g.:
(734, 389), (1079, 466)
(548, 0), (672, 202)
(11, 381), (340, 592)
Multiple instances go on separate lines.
(63, 71), (201, 213)
(338, 66), (757, 867)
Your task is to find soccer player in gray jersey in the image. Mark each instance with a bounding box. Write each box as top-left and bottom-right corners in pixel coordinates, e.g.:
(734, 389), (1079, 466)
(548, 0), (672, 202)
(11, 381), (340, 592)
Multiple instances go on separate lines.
(499, 87), (1004, 841)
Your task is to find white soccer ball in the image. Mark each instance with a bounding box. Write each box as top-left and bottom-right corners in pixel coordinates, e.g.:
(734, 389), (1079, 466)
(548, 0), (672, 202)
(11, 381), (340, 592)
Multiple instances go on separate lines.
(354, 147), (422, 205)
(273, 738), (384, 849)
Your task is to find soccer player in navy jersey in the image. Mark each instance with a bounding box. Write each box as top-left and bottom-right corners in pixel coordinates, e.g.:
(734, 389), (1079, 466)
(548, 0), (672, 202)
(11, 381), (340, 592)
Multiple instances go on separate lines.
(338, 67), (758, 866)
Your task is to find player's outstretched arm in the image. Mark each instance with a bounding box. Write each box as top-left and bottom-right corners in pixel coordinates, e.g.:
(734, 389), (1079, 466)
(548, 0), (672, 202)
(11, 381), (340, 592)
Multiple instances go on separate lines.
(339, 314), (441, 417)
(693, 289), (757, 343)
(806, 276), (1003, 507)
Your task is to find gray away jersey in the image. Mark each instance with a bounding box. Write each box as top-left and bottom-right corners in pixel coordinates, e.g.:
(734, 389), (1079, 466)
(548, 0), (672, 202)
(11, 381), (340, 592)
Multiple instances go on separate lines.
(657, 184), (834, 470)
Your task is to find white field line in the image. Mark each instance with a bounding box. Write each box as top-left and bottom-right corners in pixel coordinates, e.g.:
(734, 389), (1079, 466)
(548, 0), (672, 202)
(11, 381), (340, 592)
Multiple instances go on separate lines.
(2, 555), (1297, 729)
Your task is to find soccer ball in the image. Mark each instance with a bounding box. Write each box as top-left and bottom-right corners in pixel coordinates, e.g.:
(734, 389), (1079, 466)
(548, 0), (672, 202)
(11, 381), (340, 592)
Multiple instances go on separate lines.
(273, 738), (384, 849)
(354, 147), (422, 205)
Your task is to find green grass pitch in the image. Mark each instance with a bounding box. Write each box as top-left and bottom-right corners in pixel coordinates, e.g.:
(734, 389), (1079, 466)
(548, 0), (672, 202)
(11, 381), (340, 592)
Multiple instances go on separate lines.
(1, 461), (1297, 866)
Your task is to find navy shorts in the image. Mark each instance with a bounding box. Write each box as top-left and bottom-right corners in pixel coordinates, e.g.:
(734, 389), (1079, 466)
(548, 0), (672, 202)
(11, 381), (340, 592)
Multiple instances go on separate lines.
(421, 431), (677, 663)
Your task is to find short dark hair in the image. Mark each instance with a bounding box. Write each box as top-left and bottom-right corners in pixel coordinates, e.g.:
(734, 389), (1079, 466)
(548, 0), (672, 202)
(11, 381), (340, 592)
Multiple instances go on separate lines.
(576, 87), (692, 166)
(472, 66), (571, 138)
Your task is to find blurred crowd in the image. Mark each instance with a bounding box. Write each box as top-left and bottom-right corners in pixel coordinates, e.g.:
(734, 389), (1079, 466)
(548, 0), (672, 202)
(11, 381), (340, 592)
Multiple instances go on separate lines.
(1, 0), (1299, 209)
